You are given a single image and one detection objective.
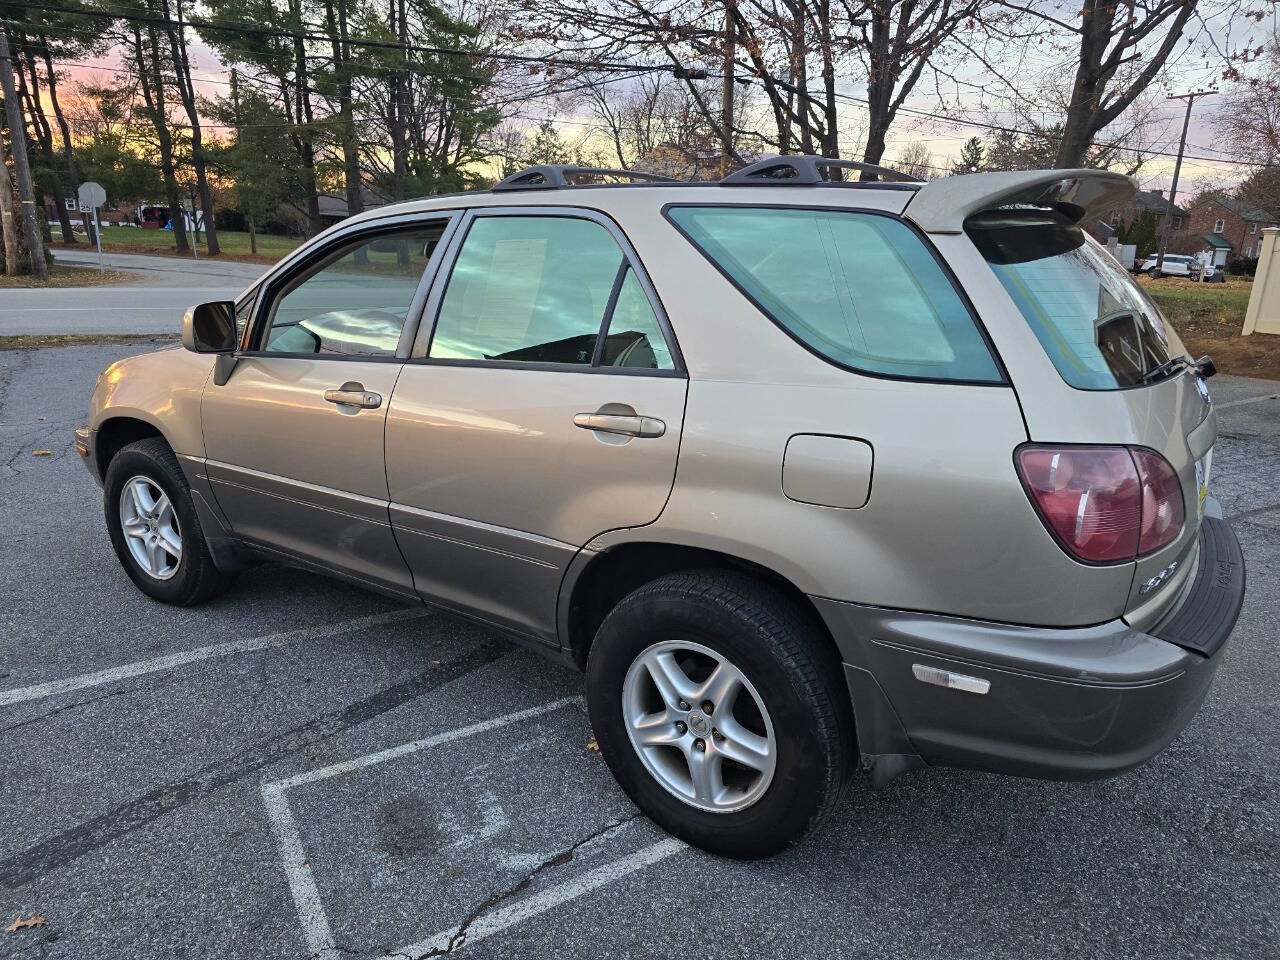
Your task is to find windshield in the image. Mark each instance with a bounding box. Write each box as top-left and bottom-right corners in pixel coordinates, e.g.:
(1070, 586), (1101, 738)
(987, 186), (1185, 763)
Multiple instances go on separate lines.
(967, 210), (1185, 389)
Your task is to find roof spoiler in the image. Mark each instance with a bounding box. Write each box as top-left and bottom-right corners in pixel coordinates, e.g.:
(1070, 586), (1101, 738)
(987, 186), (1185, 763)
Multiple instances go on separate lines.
(903, 169), (1137, 234)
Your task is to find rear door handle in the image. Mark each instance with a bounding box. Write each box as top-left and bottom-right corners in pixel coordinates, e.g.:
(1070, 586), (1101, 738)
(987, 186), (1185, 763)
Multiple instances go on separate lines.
(573, 412), (665, 438)
(324, 381), (382, 409)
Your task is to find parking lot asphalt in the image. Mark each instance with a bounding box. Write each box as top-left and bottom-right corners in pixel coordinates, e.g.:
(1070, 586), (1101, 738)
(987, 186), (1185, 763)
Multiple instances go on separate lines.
(0, 342), (1276, 960)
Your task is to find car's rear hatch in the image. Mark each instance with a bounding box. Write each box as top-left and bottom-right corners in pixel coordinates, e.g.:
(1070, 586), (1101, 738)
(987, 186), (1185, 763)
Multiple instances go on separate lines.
(904, 171), (1216, 630)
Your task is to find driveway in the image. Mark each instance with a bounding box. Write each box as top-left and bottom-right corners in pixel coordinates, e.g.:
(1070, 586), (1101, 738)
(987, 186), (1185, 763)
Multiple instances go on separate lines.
(0, 343), (1276, 959)
(0, 252), (267, 337)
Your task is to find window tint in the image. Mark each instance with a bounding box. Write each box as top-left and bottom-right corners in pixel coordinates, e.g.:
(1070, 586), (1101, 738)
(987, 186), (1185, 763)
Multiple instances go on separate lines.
(601, 268), (673, 370)
(967, 211), (1176, 390)
(667, 206), (1001, 382)
(260, 225), (441, 357)
(430, 217), (624, 364)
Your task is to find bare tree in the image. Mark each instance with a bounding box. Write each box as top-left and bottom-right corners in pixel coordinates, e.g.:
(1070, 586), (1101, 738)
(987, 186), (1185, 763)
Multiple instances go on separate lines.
(0, 29), (47, 277)
(892, 140), (934, 179)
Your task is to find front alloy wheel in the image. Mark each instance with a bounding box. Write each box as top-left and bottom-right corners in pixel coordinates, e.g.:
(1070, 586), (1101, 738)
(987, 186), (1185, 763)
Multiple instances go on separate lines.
(119, 475), (183, 580)
(623, 640), (776, 813)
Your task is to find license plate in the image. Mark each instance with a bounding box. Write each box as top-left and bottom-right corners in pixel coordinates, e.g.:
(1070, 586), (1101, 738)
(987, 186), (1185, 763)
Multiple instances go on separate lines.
(1195, 448), (1213, 519)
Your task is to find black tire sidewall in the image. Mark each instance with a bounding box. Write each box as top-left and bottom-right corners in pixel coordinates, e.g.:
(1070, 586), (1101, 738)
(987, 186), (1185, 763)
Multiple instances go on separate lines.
(103, 443), (206, 604)
(587, 583), (844, 858)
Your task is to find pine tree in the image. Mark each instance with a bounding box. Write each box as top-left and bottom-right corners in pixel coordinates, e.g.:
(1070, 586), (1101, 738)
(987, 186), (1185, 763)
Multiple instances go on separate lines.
(950, 136), (985, 175)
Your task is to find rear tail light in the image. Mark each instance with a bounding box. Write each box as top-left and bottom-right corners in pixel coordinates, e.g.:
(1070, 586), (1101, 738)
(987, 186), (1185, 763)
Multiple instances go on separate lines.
(1015, 446), (1185, 564)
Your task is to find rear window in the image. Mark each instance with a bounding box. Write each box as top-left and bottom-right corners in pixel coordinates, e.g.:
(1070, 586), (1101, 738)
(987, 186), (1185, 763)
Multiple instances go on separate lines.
(967, 211), (1177, 390)
(666, 206), (1002, 383)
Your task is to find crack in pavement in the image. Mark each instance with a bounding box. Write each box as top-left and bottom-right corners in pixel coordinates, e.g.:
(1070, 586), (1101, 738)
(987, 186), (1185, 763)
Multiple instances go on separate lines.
(411, 813), (642, 958)
(0, 639), (510, 890)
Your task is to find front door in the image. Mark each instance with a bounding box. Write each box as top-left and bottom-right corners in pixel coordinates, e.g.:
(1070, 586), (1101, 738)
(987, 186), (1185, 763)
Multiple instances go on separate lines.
(202, 217), (454, 595)
(384, 209), (687, 641)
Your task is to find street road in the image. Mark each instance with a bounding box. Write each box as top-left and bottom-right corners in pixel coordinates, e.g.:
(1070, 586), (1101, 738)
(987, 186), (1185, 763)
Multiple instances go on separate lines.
(0, 252), (266, 337)
(0, 342), (1276, 959)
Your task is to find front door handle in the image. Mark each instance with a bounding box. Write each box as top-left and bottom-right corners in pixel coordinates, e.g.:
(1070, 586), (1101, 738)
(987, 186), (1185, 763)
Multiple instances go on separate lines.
(573, 412), (665, 438)
(324, 381), (382, 409)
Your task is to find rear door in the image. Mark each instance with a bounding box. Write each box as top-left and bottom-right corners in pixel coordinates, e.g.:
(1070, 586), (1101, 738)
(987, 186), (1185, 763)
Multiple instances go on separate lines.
(384, 207), (686, 644)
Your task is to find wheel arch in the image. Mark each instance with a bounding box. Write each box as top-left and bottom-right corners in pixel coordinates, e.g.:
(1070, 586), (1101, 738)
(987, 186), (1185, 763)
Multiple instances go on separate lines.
(559, 539), (840, 673)
(94, 415), (168, 480)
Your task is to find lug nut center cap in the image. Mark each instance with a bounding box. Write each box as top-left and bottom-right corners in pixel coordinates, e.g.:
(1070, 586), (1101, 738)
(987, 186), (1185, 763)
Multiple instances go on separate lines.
(687, 712), (711, 737)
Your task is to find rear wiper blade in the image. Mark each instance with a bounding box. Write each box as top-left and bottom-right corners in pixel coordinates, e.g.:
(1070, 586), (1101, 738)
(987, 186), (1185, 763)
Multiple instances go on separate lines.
(1137, 356), (1191, 385)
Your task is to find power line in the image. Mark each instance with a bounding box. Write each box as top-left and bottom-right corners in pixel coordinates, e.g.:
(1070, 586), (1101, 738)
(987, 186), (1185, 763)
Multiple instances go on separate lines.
(6, 3), (679, 77)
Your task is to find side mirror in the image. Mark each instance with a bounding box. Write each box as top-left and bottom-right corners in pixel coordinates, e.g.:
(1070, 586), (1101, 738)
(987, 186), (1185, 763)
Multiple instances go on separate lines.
(182, 301), (237, 353)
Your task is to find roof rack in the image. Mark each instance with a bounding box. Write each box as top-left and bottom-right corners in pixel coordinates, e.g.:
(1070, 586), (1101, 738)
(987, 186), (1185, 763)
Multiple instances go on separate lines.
(720, 155), (924, 186)
(492, 165), (680, 191)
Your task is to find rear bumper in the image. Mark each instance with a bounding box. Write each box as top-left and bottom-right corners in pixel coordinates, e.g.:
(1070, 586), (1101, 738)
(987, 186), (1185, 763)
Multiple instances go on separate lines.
(817, 514), (1246, 785)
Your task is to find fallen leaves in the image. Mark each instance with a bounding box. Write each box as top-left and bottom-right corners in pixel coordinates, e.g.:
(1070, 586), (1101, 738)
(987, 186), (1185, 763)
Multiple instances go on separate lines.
(586, 734), (599, 752)
(32, 450), (52, 457)
(5, 914), (46, 934)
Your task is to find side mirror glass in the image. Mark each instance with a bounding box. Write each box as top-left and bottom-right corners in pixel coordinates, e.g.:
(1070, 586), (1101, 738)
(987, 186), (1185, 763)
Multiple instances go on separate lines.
(182, 301), (237, 354)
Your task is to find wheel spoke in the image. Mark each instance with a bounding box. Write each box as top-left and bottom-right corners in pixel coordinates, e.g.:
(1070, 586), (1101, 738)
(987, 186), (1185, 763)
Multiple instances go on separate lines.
(131, 481), (157, 516)
(688, 746), (725, 805)
(122, 518), (148, 539)
(631, 711), (684, 747)
(147, 540), (166, 574)
(156, 525), (182, 559)
(643, 651), (696, 709)
(715, 716), (773, 773)
(696, 661), (741, 711)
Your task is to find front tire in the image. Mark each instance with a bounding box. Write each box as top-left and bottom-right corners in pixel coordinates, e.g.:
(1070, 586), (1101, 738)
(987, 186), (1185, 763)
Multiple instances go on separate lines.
(104, 437), (228, 606)
(586, 570), (853, 859)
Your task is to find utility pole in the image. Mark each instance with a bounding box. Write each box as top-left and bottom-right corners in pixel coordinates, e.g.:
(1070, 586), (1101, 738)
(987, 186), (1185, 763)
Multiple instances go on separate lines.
(0, 30), (48, 279)
(719, 1), (735, 178)
(1156, 90), (1214, 276)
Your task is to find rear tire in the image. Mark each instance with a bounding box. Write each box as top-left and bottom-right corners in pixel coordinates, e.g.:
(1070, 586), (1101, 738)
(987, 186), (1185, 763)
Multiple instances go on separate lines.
(586, 570), (853, 859)
(104, 437), (229, 606)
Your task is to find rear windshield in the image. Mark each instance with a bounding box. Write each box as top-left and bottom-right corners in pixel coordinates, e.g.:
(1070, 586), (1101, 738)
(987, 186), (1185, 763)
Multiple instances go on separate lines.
(666, 206), (1003, 383)
(967, 211), (1178, 390)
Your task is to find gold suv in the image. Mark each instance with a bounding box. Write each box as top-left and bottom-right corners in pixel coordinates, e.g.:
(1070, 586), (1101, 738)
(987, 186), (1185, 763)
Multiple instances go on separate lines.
(78, 158), (1246, 858)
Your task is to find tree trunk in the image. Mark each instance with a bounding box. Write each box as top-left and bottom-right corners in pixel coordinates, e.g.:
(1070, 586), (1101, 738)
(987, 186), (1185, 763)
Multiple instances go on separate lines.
(288, 0), (322, 236)
(0, 130), (20, 276)
(18, 50), (76, 244)
(39, 41), (90, 242)
(134, 23), (189, 253)
(247, 212), (256, 255)
(0, 30), (48, 278)
(327, 0), (363, 219)
(164, 0), (219, 255)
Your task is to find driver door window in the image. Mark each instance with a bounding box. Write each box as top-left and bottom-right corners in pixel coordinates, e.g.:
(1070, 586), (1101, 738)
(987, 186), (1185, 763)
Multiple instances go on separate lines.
(256, 226), (443, 357)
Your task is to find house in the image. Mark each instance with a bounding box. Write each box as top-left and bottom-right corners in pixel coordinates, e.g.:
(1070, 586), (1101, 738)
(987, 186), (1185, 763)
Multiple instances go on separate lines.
(317, 187), (391, 226)
(1087, 188), (1188, 246)
(1178, 193), (1280, 261)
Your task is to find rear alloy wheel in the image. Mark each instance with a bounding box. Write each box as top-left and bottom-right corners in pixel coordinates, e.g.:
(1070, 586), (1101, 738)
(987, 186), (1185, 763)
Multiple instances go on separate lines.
(587, 570), (853, 859)
(622, 639), (777, 813)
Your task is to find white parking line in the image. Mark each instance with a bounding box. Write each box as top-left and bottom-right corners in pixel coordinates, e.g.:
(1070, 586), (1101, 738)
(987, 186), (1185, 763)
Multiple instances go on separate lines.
(400, 837), (687, 956)
(0, 607), (429, 707)
(261, 697), (688, 958)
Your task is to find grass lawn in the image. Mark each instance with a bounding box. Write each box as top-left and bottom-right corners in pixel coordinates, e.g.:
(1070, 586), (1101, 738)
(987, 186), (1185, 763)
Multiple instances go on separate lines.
(52, 227), (302, 264)
(0, 265), (134, 288)
(1138, 275), (1280, 381)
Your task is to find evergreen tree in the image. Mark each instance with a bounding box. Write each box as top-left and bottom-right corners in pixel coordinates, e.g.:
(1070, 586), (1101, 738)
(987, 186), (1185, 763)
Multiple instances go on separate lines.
(950, 136), (985, 175)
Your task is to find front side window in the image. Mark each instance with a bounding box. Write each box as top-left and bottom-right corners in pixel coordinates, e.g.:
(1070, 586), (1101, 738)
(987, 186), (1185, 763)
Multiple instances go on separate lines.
(428, 215), (674, 370)
(258, 224), (444, 357)
(666, 206), (1002, 382)
(968, 210), (1181, 390)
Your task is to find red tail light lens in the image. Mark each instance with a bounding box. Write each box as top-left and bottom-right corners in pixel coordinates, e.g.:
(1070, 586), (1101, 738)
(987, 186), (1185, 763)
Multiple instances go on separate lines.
(1132, 449), (1185, 555)
(1016, 446), (1185, 564)
(1016, 447), (1141, 563)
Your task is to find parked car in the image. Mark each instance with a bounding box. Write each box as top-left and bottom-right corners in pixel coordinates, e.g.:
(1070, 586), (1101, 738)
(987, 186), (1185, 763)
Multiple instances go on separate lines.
(1139, 253), (1208, 279)
(78, 160), (1246, 859)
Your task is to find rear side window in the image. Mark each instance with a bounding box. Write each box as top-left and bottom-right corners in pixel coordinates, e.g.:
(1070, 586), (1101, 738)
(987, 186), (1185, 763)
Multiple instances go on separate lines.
(967, 211), (1175, 390)
(429, 216), (674, 370)
(666, 206), (1002, 382)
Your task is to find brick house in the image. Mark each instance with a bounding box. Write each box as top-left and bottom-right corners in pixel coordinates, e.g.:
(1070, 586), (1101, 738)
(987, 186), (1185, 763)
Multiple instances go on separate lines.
(1177, 194), (1280, 260)
(1086, 188), (1188, 246)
